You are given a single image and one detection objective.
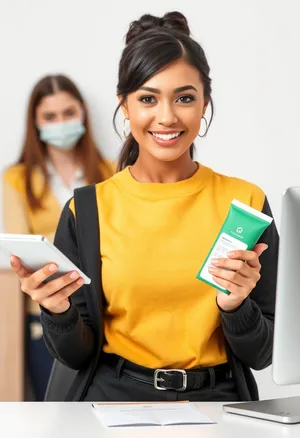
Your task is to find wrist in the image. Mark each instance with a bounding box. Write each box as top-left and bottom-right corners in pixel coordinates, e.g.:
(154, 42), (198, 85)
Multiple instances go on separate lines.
(51, 302), (71, 315)
(41, 302), (79, 332)
(217, 296), (245, 313)
(40, 300), (71, 316)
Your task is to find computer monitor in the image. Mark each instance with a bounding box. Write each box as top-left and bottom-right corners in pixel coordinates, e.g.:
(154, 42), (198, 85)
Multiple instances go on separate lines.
(272, 186), (300, 385)
(223, 187), (300, 424)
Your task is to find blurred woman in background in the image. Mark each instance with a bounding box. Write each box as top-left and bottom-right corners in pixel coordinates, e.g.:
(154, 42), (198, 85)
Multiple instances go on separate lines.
(2, 74), (115, 400)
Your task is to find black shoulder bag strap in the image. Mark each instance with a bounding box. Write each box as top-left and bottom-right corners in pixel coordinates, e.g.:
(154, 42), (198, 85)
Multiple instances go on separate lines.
(74, 184), (102, 331)
(45, 185), (102, 401)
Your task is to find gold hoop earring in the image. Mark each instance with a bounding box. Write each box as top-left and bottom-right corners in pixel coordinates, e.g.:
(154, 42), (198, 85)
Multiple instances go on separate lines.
(123, 118), (130, 139)
(197, 116), (208, 138)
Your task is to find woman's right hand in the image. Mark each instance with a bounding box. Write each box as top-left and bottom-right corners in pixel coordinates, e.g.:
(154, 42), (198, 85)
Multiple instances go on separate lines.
(10, 255), (84, 314)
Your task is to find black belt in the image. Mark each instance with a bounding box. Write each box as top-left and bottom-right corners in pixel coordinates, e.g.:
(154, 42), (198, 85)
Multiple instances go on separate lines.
(102, 353), (232, 392)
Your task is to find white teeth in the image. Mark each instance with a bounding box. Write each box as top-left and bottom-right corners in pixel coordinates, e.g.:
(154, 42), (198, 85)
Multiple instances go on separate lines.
(152, 132), (181, 140)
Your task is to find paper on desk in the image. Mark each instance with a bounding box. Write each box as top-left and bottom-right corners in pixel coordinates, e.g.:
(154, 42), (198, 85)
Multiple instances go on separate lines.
(92, 402), (216, 427)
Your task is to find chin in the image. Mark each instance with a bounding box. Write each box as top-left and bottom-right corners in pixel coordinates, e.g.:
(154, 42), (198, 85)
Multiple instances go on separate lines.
(149, 148), (188, 163)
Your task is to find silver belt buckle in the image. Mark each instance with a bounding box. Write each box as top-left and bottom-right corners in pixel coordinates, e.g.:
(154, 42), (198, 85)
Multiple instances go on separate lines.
(154, 369), (187, 391)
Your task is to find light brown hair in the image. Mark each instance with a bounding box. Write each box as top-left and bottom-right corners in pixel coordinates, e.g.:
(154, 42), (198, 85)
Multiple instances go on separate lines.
(18, 74), (109, 210)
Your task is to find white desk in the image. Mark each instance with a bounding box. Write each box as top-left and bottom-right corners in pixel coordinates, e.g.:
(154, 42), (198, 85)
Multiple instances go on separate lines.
(1, 402), (300, 437)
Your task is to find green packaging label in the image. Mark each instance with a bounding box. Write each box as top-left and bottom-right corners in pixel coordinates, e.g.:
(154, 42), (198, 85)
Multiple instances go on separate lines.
(196, 199), (273, 294)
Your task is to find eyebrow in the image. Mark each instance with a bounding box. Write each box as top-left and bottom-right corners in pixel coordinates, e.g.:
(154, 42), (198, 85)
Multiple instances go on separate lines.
(42, 105), (76, 116)
(62, 105), (76, 113)
(42, 111), (56, 117)
(139, 85), (198, 94)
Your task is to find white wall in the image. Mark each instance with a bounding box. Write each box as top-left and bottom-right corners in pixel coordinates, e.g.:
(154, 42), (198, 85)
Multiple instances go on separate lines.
(1, 0), (300, 399)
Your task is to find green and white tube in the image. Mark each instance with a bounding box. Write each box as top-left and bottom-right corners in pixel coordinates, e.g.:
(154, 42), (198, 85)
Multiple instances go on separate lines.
(196, 199), (273, 294)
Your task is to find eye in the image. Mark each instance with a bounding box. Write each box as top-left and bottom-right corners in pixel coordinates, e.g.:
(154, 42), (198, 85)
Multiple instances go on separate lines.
(176, 95), (196, 103)
(43, 113), (55, 121)
(138, 95), (157, 104)
(64, 108), (76, 117)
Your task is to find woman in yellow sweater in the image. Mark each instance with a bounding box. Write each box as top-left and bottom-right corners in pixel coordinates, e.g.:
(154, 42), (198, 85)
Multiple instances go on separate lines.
(11, 12), (278, 402)
(3, 74), (114, 400)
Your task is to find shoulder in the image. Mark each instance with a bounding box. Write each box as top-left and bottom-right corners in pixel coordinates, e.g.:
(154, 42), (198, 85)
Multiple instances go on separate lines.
(96, 167), (124, 189)
(68, 167), (121, 217)
(3, 163), (26, 191)
(210, 168), (266, 211)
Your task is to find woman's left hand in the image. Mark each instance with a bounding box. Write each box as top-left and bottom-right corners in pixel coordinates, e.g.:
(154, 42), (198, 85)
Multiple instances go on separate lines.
(208, 243), (268, 312)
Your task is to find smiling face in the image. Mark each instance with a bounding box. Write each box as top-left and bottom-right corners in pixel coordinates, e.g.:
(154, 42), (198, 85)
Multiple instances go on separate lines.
(122, 58), (208, 164)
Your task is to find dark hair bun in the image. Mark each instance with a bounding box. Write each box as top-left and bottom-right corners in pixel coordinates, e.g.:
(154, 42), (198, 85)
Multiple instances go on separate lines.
(125, 11), (190, 44)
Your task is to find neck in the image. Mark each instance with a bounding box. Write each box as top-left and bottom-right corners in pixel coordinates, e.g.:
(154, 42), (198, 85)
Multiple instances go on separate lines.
(130, 152), (198, 183)
(46, 145), (79, 186)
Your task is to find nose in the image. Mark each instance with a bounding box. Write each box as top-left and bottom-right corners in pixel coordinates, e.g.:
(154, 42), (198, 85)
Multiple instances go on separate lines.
(158, 102), (178, 126)
(53, 114), (64, 123)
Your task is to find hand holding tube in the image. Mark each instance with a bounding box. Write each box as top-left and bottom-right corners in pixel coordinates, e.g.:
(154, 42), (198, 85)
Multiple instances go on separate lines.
(209, 243), (268, 312)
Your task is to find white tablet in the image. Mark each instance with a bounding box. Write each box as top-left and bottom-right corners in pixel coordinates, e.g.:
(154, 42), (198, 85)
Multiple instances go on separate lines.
(0, 233), (91, 284)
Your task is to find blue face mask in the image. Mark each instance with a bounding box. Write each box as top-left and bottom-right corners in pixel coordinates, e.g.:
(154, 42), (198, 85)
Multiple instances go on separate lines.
(38, 119), (86, 150)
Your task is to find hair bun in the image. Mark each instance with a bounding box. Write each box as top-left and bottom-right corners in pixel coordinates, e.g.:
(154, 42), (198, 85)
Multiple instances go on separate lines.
(161, 12), (190, 36)
(125, 11), (190, 45)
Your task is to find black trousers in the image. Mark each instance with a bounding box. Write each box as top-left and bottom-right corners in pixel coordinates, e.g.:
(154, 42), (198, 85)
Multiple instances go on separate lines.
(83, 357), (240, 402)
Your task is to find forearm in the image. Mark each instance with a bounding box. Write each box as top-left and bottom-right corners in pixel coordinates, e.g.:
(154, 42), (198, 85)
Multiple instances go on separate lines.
(221, 297), (274, 370)
(41, 304), (96, 370)
(221, 196), (277, 370)
(40, 198), (99, 370)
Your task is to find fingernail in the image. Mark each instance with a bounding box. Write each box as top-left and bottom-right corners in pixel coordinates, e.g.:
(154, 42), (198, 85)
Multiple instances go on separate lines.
(49, 264), (57, 272)
(77, 278), (84, 285)
(70, 271), (79, 279)
(10, 256), (15, 265)
(227, 251), (235, 257)
(208, 267), (216, 273)
(211, 259), (219, 266)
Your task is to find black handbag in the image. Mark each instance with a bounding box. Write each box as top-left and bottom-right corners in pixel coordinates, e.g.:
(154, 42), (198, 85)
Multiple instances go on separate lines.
(44, 184), (100, 401)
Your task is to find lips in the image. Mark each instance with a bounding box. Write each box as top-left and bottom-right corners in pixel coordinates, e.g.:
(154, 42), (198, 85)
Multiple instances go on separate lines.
(149, 131), (184, 141)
